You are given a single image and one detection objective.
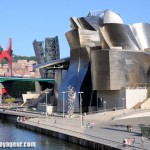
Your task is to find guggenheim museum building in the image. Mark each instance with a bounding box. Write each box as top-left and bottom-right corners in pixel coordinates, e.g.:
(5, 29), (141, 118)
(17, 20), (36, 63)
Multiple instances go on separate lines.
(34, 10), (150, 113)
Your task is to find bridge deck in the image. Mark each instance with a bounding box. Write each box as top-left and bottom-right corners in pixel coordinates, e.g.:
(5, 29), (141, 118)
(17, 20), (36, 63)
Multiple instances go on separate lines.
(0, 77), (55, 83)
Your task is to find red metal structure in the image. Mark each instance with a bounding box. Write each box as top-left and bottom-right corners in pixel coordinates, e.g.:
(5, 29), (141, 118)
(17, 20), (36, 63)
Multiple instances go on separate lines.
(0, 38), (13, 76)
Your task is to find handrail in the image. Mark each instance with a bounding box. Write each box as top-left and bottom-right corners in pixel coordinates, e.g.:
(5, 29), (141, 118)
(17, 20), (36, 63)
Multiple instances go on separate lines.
(86, 107), (123, 116)
(112, 109), (150, 120)
(28, 88), (53, 108)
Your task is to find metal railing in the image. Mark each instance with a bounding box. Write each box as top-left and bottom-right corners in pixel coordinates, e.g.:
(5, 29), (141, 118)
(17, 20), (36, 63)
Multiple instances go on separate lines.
(112, 109), (150, 120)
(86, 107), (123, 116)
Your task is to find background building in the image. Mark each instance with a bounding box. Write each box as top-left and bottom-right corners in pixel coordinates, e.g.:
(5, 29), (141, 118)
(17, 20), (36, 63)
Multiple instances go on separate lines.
(33, 36), (60, 78)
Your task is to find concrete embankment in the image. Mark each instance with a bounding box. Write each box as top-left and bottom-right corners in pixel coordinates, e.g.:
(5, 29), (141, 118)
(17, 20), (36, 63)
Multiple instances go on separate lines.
(1, 109), (149, 150)
(0, 109), (121, 149)
(0, 109), (39, 122)
(16, 120), (120, 150)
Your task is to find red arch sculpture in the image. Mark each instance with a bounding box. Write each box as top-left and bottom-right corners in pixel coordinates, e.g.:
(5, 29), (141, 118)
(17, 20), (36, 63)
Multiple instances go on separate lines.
(0, 38), (13, 76)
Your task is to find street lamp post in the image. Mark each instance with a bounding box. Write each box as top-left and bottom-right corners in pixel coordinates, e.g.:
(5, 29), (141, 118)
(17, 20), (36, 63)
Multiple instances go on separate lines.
(122, 98), (125, 115)
(78, 91), (84, 127)
(100, 98), (103, 108)
(45, 92), (49, 119)
(62, 91), (66, 118)
(103, 101), (106, 115)
(97, 98), (99, 112)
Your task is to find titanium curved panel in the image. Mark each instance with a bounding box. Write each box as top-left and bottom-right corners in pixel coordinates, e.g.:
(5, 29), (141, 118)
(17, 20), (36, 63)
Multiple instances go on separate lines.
(130, 23), (150, 50)
(99, 27), (110, 49)
(57, 47), (90, 112)
(70, 10), (124, 31)
(124, 25), (141, 50)
(87, 9), (123, 24)
(82, 16), (101, 30)
(103, 10), (124, 24)
(99, 23), (140, 50)
(91, 50), (110, 90)
(70, 17), (82, 29)
(91, 49), (150, 90)
(66, 29), (100, 49)
(78, 18), (96, 30)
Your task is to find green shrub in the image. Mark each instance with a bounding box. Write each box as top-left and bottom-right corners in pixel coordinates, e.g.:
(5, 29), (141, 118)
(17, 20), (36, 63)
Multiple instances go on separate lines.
(4, 98), (16, 103)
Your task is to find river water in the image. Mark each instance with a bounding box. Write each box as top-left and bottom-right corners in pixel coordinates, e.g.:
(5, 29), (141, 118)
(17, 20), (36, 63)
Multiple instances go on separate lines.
(0, 119), (90, 150)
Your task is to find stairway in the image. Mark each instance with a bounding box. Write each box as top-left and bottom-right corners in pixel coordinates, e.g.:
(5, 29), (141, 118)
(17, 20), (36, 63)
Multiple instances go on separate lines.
(27, 88), (54, 108)
(132, 96), (150, 109)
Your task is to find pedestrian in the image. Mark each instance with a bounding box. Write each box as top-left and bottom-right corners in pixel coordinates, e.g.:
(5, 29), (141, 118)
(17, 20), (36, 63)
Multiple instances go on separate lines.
(86, 122), (88, 128)
(124, 137), (128, 147)
(17, 116), (20, 121)
(141, 136), (144, 147)
(132, 138), (135, 149)
(127, 137), (131, 146)
(127, 125), (129, 132)
(129, 125), (132, 132)
(123, 139), (125, 147)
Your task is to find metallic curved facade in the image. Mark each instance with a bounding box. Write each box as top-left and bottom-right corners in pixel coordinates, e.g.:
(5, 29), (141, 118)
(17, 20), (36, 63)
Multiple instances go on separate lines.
(88, 9), (124, 24)
(130, 23), (150, 51)
(57, 47), (91, 112)
(91, 49), (150, 90)
(66, 29), (100, 49)
(56, 10), (150, 112)
(99, 23), (140, 50)
(102, 10), (124, 24)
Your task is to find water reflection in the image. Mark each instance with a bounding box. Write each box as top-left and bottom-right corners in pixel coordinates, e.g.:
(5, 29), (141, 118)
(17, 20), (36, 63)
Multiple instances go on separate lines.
(0, 119), (90, 150)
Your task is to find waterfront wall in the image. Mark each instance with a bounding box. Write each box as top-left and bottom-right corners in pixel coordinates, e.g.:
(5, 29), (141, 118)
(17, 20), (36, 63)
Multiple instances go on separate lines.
(0, 113), (17, 121)
(0, 110), (39, 122)
(16, 121), (120, 150)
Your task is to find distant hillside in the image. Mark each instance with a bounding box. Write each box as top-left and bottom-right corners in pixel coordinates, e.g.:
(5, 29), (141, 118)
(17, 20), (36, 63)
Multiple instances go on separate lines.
(0, 54), (36, 64)
(12, 54), (36, 62)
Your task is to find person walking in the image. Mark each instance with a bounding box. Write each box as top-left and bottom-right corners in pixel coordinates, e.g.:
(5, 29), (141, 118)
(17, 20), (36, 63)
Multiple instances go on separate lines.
(132, 138), (135, 149)
(123, 138), (127, 148)
(129, 125), (132, 132)
(127, 137), (131, 146)
(127, 125), (129, 132)
(141, 136), (144, 147)
(125, 137), (128, 147)
(123, 139), (125, 147)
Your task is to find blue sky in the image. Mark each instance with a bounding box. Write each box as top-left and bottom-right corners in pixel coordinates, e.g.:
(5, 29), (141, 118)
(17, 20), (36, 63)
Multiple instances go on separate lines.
(0, 0), (150, 58)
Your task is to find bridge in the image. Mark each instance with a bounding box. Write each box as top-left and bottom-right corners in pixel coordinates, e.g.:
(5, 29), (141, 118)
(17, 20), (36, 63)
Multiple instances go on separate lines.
(0, 76), (55, 104)
(0, 77), (55, 83)
(0, 38), (57, 105)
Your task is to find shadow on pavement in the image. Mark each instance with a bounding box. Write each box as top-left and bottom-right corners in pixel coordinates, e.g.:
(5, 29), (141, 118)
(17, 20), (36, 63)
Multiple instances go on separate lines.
(101, 126), (141, 136)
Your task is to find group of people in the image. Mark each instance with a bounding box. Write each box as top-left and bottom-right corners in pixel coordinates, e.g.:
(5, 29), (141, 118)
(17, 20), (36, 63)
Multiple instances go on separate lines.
(85, 122), (94, 128)
(127, 125), (132, 132)
(123, 137), (135, 148)
(17, 116), (29, 122)
(123, 136), (145, 148)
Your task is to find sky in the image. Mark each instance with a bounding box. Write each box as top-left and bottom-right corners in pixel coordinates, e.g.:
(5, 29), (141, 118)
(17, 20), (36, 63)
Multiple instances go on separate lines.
(0, 0), (150, 58)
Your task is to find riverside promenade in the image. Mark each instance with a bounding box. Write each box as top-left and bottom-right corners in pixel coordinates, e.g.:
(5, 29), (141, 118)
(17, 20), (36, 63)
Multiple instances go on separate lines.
(16, 109), (150, 150)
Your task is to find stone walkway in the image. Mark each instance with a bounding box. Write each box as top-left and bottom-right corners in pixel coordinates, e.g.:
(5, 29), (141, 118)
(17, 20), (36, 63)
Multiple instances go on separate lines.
(20, 110), (150, 150)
